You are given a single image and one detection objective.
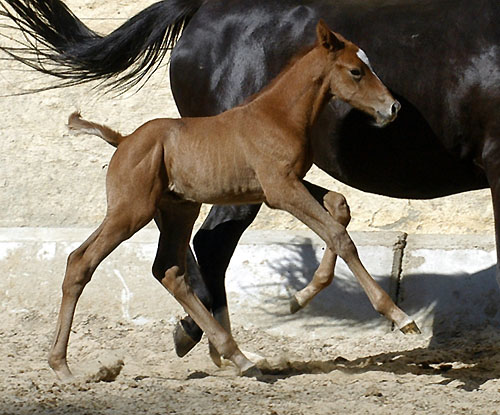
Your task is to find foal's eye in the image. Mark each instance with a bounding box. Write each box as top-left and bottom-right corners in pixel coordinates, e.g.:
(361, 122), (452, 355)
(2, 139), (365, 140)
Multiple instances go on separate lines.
(350, 68), (362, 78)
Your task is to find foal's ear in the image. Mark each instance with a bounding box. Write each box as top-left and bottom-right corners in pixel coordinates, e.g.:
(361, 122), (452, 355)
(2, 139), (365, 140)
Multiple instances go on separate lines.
(316, 19), (345, 52)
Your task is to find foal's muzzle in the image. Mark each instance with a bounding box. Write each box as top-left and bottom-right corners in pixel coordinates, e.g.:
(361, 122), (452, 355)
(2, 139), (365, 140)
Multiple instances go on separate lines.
(375, 100), (401, 127)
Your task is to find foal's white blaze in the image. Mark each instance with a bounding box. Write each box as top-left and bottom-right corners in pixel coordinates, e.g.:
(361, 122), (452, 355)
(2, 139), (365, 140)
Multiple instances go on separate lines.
(356, 48), (373, 71)
(356, 48), (382, 82)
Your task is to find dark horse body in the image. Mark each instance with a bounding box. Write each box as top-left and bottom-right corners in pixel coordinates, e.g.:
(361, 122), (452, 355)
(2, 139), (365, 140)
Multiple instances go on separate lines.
(2, 0), (499, 354)
(170, 0), (499, 347)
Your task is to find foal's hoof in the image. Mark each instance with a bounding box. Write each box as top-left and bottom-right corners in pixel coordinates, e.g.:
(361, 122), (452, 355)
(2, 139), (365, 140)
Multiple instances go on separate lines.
(48, 357), (74, 382)
(400, 321), (421, 335)
(240, 364), (262, 378)
(289, 296), (303, 314)
(173, 321), (199, 357)
(53, 367), (75, 383)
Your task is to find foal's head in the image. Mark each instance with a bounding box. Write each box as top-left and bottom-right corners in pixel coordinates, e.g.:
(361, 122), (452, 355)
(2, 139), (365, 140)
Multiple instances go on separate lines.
(316, 20), (400, 127)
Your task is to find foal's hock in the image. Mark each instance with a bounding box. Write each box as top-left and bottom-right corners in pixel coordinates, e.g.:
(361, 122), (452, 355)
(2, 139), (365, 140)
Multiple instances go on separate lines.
(49, 20), (416, 380)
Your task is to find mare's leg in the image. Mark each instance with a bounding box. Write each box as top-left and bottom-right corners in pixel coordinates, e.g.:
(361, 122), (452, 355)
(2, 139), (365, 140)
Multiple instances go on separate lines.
(153, 201), (259, 376)
(174, 204), (261, 356)
(291, 191), (350, 313)
(481, 124), (500, 287)
(261, 176), (420, 333)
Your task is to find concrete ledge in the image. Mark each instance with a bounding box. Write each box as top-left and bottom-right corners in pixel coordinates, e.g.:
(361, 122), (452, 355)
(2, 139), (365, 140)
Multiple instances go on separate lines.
(400, 234), (499, 339)
(1, 228), (499, 340)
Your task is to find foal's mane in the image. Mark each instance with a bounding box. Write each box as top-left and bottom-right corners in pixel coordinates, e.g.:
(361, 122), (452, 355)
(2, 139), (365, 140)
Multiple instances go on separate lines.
(241, 44), (316, 106)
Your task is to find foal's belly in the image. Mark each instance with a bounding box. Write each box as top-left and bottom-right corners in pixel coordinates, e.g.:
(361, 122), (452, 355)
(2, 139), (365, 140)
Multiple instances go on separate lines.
(169, 177), (266, 205)
(166, 151), (266, 205)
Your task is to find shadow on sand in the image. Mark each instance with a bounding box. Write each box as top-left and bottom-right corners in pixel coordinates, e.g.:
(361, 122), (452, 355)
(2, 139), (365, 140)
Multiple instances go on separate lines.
(247, 242), (500, 390)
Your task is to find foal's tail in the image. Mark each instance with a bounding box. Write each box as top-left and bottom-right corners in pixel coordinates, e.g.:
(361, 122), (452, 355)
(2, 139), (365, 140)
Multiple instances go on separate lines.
(0, 0), (203, 92)
(68, 112), (124, 148)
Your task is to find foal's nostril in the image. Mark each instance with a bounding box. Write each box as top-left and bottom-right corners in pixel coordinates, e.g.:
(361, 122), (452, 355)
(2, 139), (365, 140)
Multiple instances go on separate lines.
(391, 100), (401, 115)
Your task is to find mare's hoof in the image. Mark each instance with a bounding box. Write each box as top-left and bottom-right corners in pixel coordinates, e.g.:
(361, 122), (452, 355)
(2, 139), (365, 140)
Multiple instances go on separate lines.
(400, 321), (421, 335)
(240, 364), (262, 378)
(173, 321), (199, 357)
(289, 296), (303, 314)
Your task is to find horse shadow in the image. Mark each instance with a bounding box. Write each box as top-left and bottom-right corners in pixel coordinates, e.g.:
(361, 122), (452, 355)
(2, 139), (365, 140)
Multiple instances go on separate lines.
(243, 240), (500, 390)
(254, 340), (500, 391)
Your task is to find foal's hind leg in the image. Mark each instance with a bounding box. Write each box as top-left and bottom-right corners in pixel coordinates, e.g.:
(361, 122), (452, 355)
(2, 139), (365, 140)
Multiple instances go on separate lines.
(48, 211), (155, 380)
(153, 201), (259, 376)
(174, 204), (262, 359)
(291, 191), (350, 313)
(49, 142), (164, 380)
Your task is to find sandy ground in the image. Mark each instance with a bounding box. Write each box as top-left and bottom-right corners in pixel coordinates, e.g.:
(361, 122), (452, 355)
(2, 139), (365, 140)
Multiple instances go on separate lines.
(0, 1), (499, 414)
(1, 310), (500, 415)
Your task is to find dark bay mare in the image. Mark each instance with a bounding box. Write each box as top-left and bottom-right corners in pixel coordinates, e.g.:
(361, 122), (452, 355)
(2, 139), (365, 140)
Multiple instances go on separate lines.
(1, 0), (499, 360)
(48, 21), (414, 379)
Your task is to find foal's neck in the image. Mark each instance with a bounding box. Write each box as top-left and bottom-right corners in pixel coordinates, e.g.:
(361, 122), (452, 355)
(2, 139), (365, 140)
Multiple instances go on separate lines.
(252, 46), (332, 132)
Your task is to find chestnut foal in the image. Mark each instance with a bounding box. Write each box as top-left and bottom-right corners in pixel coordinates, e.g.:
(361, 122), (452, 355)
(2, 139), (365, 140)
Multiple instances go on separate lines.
(49, 20), (418, 380)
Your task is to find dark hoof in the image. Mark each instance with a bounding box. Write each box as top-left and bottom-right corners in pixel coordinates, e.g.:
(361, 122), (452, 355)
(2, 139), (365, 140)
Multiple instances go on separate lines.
(400, 321), (421, 335)
(290, 296), (303, 314)
(173, 321), (199, 357)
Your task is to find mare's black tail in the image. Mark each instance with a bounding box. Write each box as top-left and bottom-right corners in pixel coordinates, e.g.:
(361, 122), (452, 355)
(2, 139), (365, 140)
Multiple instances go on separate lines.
(0, 0), (203, 92)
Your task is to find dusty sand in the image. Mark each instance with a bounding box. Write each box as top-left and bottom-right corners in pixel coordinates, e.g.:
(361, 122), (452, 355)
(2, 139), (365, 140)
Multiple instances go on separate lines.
(0, 1), (499, 414)
(2, 309), (500, 415)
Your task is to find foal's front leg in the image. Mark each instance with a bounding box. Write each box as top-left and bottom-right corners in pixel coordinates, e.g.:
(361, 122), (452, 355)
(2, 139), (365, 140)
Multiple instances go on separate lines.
(262, 177), (420, 334)
(291, 248), (337, 313)
(291, 191), (349, 313)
